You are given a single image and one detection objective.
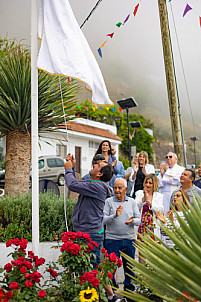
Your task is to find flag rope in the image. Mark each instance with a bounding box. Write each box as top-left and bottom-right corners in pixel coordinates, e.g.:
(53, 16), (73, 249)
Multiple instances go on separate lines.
(59, 76), (69, 232)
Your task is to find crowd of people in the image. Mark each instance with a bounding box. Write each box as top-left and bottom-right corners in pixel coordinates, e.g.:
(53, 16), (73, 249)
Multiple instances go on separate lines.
(64, 140), (201, 302)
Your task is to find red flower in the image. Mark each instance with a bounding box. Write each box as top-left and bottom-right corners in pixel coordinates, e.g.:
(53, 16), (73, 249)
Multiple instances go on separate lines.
(12, 239), (20, 246)
(20, 238), (28, 249)
(108, 272), (113, 279)
(87, 274), (96, 283)
(101, 248), (107, 253)
(91, 270), (99, 276)
(87, 243), (94, 251)
(28, 251), (35, 259)
(9, 282), (20, 290)
(92, 278), (99, 287)
(82, 233), (91, 243)
(117, 258), (123, 268)
(35, 257), (45, 267)
(5, 291), (13, 299)
(76, 231), (83, 238)
(23, 261), (33, 269)
(25, 280), (33, 288)
(4, 263), (12, 272)
(109, 252), (117, 263)
(91, 241), (99, 248)
(38, 290), (46, 298)
(20, 266), (27, 274)
(47, 268), (58, 277)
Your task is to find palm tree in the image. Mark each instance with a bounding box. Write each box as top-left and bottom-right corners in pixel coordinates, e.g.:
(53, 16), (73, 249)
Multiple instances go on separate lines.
(118, 197), (201, 302)
(0, 42), (79, 196)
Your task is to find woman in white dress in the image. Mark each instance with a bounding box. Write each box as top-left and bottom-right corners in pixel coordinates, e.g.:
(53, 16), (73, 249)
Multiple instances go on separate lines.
(130, 151), (155, 198)
(135, 173), (164, 264)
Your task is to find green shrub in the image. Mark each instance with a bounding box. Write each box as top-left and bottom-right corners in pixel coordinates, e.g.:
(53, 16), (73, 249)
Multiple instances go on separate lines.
(0, 192), (77, 242)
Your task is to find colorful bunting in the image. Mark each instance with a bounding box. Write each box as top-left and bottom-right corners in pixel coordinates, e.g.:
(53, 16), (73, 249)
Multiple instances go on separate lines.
(98, 47), (102, 58)
(96, 2), (141, 58)
(133, 4), (139, 17)
(183, 4), (192, 17)
(119, 108), (122, 113)
(116, 22), (122, 28)
(123, 14), (130, 24)
(100, 40), (107, 48)
(107, 33), (114, 38)
(112, 107), (115, 113)
(200, 16), (201, 27)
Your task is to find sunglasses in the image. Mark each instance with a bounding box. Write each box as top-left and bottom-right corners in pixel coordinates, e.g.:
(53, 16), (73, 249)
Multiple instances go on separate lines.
(166, 155), (172, 159)
(175, 194), (182, 198)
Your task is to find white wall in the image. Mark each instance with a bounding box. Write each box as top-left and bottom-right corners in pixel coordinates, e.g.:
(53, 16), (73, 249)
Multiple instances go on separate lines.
(39, 128), (121, 177)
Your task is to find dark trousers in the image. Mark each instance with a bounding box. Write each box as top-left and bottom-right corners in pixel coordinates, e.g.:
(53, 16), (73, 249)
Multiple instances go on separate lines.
(105, 239), (135, 291)
(88, 233), (104, 269)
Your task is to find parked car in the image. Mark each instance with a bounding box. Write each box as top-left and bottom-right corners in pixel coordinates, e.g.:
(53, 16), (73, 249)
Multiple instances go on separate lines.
(0, 156), (65, 188)
(30, 155), (65, 186)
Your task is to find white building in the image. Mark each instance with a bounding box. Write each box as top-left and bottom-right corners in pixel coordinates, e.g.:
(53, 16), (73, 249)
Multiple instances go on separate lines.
(39, 118), (122, 177)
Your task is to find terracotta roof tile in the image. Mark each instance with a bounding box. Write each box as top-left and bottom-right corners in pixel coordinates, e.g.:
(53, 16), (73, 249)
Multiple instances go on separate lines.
(58, 122), (122, 141)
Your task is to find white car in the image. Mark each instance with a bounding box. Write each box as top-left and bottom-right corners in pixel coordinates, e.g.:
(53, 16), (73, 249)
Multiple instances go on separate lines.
(30, 155), (65, 186)
(0, 156), (65, 188)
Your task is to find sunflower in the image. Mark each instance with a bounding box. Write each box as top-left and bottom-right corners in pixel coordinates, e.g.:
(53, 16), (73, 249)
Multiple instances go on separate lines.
(79, 286), (99, 302)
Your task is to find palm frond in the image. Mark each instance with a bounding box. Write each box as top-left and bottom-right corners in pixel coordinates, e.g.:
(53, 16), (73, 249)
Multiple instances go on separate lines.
(119, 196), (201, 302)
(0, 43), (80, 135)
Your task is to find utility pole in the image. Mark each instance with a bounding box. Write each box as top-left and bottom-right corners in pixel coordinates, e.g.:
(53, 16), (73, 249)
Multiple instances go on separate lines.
(157, 0), (186, 167)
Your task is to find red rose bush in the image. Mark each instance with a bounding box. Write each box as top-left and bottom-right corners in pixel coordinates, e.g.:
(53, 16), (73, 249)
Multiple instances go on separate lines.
(0, 232), (122, 302)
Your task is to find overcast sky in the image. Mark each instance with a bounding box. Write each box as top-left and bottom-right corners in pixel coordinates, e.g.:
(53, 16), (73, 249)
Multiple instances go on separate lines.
(1, 0), (201, 146)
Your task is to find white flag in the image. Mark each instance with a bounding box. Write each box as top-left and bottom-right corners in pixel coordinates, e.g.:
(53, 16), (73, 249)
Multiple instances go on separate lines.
(37, 0), (112, 106)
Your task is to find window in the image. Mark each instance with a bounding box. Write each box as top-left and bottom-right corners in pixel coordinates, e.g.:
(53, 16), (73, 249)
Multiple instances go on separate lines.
(56, 144), (67, 158)
(47, 158), (57, 168)
(89, 141), (93, 148)
(38, 160), (44, 169)
(56, 158), (64, 167)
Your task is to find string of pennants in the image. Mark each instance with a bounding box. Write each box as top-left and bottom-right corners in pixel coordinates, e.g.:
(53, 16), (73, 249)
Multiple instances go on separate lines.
(97, 1), (141, 58)
(47, 77), (74, 93)
(96, 0), (201, 58)
(74, 105), (122, 113)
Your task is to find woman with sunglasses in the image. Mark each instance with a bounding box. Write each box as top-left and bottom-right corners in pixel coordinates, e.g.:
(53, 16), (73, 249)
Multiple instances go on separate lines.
(158, 152), (185, 214)
(135, 173), (164, 263)
(157, 190), (189, 249)
(130, 151), (155, 198)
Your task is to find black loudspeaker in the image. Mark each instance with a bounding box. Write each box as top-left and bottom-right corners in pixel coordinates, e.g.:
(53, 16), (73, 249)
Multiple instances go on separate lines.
(39, 179), (60, 197)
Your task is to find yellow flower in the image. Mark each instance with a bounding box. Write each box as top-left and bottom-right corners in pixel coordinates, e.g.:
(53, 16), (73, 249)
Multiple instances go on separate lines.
(79, 287), (99, 302)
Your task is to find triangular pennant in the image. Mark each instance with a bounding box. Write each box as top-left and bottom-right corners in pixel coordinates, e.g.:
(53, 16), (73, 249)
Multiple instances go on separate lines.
(200, 16), (201, 27)
(116, 22), (122, 28)
(100, 40), (107, 48)
(183, 4), (192, 17)
(107, 33), (114, 38)
(133, 4), (139, 17)
(98, 47), (102, 58)
(123, 14), (130, 24)
(112, 107), (115, 113)
(119, 108), (122, 113)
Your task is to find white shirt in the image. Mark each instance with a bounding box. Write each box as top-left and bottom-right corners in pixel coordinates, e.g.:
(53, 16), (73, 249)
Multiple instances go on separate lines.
(129, 164), (155, 197)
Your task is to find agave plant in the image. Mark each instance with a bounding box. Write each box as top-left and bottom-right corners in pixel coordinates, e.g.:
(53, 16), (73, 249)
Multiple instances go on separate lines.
(0, 40), (79, 195)
(118, 196), (201, 302)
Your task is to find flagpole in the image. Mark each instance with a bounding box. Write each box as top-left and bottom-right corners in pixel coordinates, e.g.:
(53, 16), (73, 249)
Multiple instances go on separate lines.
(31, 0), (39, 255)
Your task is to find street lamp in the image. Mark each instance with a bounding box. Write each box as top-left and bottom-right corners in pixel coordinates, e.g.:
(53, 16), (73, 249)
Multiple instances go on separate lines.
(130, 121), (142, 157)
(190, 136), (198, 167)
(117, 98), (138, 166)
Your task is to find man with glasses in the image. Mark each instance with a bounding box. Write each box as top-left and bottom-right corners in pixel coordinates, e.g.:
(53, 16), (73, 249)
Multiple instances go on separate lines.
(158, 152), (185, 213)
(82, 154), (107, 180)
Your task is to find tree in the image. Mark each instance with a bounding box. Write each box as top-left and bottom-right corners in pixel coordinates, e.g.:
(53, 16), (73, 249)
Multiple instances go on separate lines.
(0, 41), (79, 195)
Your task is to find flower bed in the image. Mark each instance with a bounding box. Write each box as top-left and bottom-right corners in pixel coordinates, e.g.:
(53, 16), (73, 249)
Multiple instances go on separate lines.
(0, 232), (122, 301)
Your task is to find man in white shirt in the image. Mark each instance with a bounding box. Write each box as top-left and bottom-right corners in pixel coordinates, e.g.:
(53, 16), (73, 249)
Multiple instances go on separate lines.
(158, 152), (185, 214)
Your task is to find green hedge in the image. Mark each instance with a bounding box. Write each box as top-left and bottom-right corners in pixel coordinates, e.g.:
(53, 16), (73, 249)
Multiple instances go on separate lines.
(0, 192), (77, 242)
